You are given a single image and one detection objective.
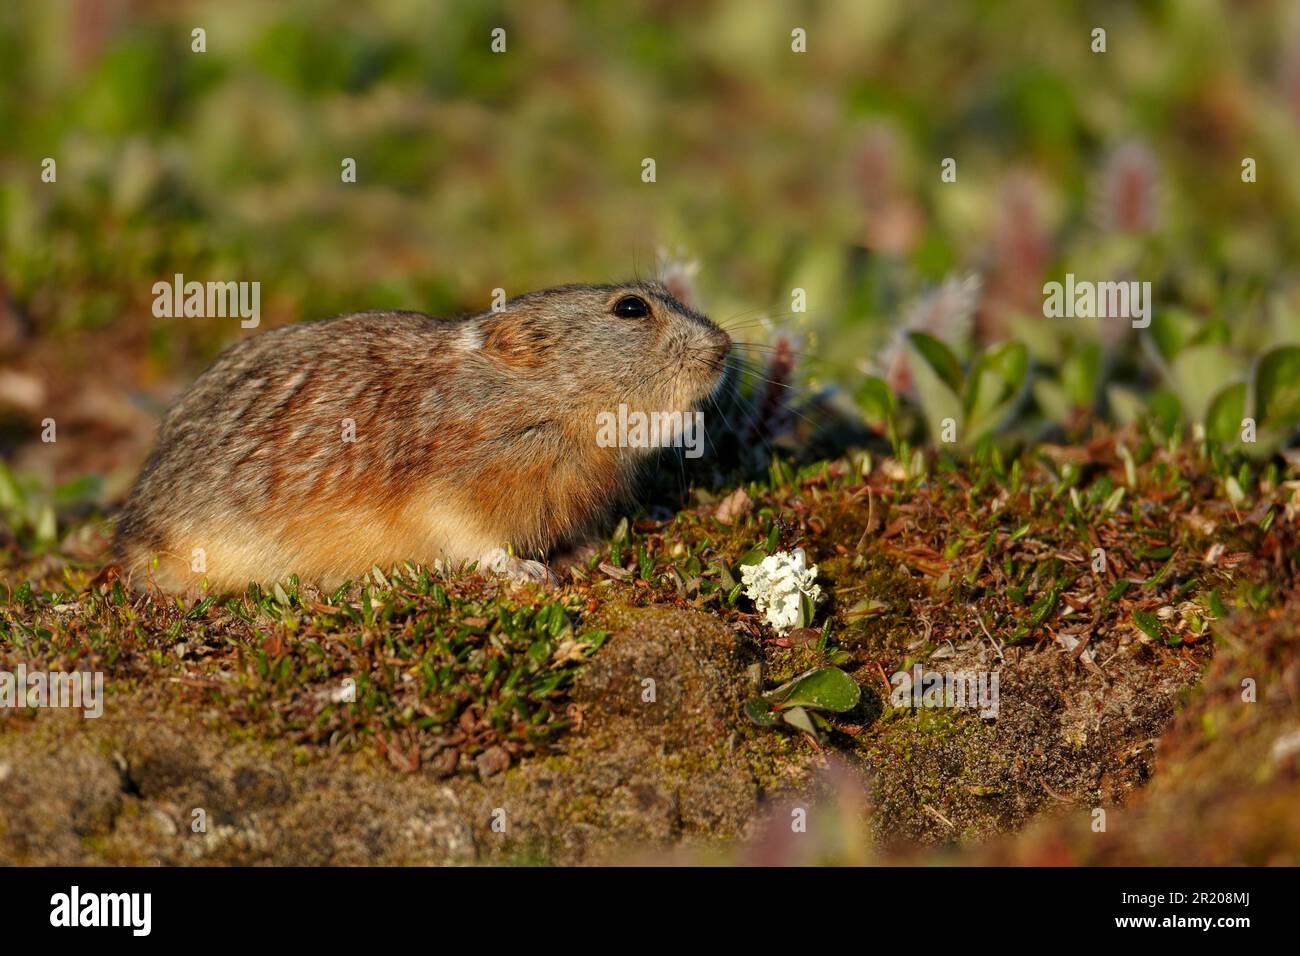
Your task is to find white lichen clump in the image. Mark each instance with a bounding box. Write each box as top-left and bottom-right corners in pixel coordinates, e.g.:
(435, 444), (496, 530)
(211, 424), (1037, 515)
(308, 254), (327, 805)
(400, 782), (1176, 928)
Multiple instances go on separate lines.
(741, 548), (822, 634)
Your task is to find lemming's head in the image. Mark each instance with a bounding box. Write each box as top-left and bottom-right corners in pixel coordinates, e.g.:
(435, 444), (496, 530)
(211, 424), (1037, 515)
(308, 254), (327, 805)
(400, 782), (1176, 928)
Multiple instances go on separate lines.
(474, 281), (731, 414)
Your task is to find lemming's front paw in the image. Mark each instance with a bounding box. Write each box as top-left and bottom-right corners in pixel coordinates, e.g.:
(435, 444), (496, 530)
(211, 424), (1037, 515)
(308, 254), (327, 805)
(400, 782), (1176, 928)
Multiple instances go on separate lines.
(478, 547), (559, 585)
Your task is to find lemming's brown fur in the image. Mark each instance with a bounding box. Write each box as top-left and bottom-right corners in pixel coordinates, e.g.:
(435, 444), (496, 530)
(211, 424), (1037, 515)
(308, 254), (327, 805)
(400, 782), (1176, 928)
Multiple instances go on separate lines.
(115, 281), (730, 592)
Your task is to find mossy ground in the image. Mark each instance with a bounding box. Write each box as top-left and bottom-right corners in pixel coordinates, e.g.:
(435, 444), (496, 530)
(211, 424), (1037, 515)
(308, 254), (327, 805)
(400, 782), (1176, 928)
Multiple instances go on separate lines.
(2, 427), (1299, 863)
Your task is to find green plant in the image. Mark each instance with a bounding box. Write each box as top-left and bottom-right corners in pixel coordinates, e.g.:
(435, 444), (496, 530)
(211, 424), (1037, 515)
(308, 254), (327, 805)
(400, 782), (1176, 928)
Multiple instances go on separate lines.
(1133, 309), (1300, 455)
(856, 373), (899, 448)
(743, 665), (861, 740)
(0, 462), (75, 550)
(1032, 340), (1103, 427)
(904, 332), (1029, 449)
(1205, 344), (1300, 457)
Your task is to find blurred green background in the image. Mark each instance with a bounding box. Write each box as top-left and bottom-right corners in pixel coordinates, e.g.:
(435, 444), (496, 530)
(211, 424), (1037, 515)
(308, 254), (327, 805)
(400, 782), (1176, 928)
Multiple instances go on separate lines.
(4, 0), (1300, 502)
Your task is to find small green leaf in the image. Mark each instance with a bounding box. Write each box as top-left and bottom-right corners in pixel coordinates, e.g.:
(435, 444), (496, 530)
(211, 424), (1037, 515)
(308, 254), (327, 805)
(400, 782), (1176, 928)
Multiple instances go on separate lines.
(1061, 341), (1101, 408)
(1254, 344), (1300, 429)
(744, 696), (780, 727)
(1135, 544), (1173, 560)
(33, 504), (57, 546)
(186, 595), (219, 619)
(1033, 378), (1073, 427)
(843, 597), (888, 620)
(1149, 309), (1201, 363)
(1132, 609), (1163, 641)
(856, 375), (896, 425)
(54, 474), (103, 502)
(1028, 587), (1059, 627)
(1107, 384), (1147, 428)
(905, 331), (964, 393)
(906, 331), (965, 445)
(1205, 381), (1247, 446)
(0, 462), (25, 510)
(1169, 344), (1245, 426)
(1207, 589), (1229, 620)
(1225, 475), (1246, 506)
(779, 705), (818, 736)
(1146, 389), (1183, 437)
(964, 340), (1028, 441)
(797, 591), (816, 629)
(769, 667), (861, 713)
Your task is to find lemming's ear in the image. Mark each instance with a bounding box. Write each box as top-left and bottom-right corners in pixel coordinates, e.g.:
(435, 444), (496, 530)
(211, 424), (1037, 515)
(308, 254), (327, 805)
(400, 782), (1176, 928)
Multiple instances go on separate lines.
(481, 311), (556, 368)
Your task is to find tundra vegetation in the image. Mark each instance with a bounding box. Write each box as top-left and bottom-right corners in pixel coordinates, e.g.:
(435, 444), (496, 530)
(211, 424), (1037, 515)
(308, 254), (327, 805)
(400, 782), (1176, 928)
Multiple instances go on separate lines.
(2, 0), (1300, 863)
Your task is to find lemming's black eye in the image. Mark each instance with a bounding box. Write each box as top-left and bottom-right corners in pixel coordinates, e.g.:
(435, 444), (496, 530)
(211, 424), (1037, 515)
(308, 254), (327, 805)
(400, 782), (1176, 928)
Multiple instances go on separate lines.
(613, 295), (650, 318)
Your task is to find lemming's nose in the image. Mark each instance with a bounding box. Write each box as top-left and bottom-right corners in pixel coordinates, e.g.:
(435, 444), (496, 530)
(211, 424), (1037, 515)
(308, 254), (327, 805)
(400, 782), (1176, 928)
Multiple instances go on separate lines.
(711, 328), (731, 361)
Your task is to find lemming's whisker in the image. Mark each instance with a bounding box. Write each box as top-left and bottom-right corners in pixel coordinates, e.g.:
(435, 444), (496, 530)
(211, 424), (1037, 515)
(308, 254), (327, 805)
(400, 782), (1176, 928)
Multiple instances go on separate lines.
(714, 360), (800, 393)
(699, 360), (781, 461)
(715, 355), (810, 393)
(691, 354), (821, 434)
(727, 341), (820, 362)
(721, 350), (800, 372)
(718, 305), (844, 330)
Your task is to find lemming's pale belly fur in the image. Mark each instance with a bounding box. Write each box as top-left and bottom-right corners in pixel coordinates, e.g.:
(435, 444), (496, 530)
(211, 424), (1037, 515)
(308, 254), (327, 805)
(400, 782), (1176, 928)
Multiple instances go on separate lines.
(130, 485), (507, 593)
